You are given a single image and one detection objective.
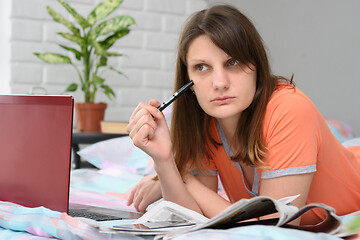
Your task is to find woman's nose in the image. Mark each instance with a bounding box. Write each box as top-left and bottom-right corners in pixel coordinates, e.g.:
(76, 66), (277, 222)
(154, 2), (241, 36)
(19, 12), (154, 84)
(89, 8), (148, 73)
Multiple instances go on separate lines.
(212, 68), (230, 89)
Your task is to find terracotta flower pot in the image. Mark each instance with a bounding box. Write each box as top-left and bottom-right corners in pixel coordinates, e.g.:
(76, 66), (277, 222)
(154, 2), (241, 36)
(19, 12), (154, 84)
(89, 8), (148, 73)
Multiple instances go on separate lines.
(75, 102), (107, 132)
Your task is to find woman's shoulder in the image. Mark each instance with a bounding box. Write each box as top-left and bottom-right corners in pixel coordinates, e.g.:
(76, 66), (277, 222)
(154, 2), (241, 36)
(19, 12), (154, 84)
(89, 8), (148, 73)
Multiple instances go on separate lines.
(271, 83), (310, 101)
(264, 83), (322, 132)
(267, 83), (317, 114)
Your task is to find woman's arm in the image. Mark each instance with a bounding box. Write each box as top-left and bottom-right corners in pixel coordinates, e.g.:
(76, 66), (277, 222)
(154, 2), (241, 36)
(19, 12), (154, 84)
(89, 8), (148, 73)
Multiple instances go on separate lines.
(259, 172), (314, 224)
(126, 169), (230, 216)
(260, 173), (313, 208)
(154, 155), (204, 214)
(127, 100), (208, 214)
(127, 100), (233, 216)
(184, 173), (232, 218)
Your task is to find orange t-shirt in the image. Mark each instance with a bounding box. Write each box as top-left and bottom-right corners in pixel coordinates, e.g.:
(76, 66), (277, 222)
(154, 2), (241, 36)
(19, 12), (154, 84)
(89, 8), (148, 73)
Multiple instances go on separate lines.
(201, 85), (360, 225)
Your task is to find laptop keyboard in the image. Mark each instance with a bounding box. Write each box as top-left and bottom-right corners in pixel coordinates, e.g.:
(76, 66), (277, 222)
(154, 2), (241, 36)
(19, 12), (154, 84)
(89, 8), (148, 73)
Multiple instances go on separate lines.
(68, 208), (123, 221)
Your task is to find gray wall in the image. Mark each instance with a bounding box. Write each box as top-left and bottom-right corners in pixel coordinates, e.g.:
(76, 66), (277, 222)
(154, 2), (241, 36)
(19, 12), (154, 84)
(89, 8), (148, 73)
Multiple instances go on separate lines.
(0, 0), (11, 93)
(2, 0), (207, 124)
(208, 0), (360, 136)
(2, 0), (359, 136)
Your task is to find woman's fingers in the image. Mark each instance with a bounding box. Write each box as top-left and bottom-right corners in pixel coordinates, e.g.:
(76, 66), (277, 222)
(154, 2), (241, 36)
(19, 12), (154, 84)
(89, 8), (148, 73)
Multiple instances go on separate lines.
(133, 189), (157, 213)
(133, 196), (144, 212)
(137, 200), (148, 213)
(127, 174), (162, 213)
(129, 101), (161, 122)
(127, 186), (137, 206)
(132, 186), (148, 212)
(129, 113), (157, 147)
(149, 99), (161, 109)
(126, 102), (161, 135)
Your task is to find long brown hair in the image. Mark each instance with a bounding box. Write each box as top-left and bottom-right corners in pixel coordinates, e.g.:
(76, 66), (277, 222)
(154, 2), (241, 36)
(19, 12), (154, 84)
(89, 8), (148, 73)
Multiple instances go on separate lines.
(171, 4), (292, 174)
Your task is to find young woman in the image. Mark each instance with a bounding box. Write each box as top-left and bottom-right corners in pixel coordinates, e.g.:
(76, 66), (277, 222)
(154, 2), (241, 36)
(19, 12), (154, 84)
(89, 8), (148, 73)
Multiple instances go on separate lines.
(126, 4), (360, 225)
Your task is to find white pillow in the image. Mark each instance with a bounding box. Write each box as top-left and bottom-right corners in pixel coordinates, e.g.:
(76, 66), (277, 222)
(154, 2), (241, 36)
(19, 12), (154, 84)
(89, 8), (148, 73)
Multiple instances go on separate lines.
(78, 136), (155, 175)
(77, 105), (173, 175)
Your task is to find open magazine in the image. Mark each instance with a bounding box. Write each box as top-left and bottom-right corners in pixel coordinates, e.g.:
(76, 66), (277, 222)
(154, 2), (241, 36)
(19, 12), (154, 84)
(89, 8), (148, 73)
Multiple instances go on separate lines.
(99, 195), (347, 238)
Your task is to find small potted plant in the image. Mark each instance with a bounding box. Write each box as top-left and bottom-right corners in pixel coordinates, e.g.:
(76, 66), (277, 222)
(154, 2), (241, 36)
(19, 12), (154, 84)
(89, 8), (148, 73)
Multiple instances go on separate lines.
(34, 0), (135, 132)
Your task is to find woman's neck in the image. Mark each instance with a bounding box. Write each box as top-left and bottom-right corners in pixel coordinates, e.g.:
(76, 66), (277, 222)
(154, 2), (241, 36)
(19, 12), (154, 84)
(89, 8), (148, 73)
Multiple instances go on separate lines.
(217, 116), (239, 148)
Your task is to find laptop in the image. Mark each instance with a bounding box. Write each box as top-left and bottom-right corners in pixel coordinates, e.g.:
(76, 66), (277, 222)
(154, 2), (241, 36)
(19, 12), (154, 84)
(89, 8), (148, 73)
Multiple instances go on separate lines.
(0, 95), (142, 221)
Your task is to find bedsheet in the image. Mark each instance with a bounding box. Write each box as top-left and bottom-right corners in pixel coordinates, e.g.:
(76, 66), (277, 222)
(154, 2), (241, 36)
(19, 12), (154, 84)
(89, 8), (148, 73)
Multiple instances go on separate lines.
(1, 116), (359, 239)
(1, 166), (359, 240)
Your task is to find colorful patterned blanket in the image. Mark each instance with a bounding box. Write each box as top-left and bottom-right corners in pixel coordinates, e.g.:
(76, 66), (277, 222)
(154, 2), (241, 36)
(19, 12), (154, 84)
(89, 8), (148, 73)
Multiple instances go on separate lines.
(0, 117), (359, 239)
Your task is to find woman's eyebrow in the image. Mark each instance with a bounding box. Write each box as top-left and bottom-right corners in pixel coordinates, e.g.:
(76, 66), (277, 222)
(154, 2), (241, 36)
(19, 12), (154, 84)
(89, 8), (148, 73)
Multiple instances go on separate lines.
(187, 59), (206, 63)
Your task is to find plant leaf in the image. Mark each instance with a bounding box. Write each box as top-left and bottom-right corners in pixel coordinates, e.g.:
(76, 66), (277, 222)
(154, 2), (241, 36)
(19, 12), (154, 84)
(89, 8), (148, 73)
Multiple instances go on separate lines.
(98, 55), (107, 67)
(91, 40), (106, 55)
(87, 0), (123, 26)
(101, 84), (116, 99)
(59, 44), (82, 60)
(105, 52), (123, 57)
(57, 0), (89, 29)
(81, 84), (88, 92)
(99, 28), (130, 49)
(109, 66), (127, 77)
(65, 83), (78, 92)
(58, 32), (84, 45)
(46, 6), (80, 35)
(92, 15), (135, 37)
(92, 75), (105, 85)
(34, 52), (71, 64)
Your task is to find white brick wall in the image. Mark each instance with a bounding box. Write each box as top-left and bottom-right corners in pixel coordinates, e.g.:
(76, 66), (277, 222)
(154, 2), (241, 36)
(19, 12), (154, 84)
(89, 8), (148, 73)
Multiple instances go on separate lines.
(7, 0), (208, 122)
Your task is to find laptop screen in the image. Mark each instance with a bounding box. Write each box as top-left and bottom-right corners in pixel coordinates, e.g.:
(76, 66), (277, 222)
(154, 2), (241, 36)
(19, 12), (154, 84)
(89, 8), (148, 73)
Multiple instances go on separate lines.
(0, 95), (73, 212)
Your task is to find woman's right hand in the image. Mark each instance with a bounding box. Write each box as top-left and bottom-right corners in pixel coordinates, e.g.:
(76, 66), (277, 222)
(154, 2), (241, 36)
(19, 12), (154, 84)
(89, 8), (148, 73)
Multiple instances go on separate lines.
(127, 173), (162, 212)
(126, 100), (173, 165)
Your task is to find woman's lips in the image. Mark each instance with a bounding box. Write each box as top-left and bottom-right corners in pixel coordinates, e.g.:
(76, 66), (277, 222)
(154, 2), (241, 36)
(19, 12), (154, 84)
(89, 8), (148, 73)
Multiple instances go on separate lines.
(211, 96), (235, 105)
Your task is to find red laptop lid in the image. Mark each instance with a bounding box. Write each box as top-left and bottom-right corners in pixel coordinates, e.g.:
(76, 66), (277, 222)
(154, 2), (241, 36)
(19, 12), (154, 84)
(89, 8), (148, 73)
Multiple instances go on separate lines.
(0, 95), (73, 212)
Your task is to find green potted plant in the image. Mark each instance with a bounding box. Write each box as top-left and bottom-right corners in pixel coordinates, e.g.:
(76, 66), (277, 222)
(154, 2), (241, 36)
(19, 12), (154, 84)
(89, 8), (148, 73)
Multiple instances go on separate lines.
(34, 0), (135, 132)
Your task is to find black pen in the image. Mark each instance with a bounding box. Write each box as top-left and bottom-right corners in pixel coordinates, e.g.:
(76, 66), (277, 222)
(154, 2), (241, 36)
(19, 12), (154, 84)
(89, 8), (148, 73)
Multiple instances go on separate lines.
(157, 80), (194, 112)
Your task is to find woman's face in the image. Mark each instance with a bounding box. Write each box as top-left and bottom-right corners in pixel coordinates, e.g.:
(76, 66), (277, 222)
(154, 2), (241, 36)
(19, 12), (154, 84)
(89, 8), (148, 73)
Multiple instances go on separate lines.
(186, 35), (257, 123)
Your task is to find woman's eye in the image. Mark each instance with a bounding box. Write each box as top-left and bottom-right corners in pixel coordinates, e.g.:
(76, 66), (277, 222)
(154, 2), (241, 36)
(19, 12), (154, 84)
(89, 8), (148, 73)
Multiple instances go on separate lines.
(195, 64), (208, 71)
(228, 59), (239, 66)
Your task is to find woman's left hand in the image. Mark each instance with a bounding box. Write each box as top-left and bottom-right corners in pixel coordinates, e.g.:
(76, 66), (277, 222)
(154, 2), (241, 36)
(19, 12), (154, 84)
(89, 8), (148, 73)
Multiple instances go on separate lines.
(127, 173), (162, 212)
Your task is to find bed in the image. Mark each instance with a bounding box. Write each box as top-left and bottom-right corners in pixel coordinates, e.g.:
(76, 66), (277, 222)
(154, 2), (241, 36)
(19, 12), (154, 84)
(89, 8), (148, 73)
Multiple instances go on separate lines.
(1, 117), (359, 240)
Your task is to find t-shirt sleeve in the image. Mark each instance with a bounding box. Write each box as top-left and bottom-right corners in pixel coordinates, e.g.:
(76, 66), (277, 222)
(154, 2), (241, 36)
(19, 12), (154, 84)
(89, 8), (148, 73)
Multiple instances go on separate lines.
(261, 89), (319, 179)
(187, 125), (219, 176)
(188, 156), (218, 176)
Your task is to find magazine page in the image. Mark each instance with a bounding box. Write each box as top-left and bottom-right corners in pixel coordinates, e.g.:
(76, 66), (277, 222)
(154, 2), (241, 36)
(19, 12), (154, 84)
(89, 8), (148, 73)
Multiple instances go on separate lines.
(279, 203), (344, 235)
(100, 222), (197, 236)
(163, 195), (342, 238)
(101, 195), (343, 237)
(166, 195), (299, 235)
(99, 201), (208, 235)
(133, 200), (209, 225)
(100, 195), (298, 236)
(210, 195), (299, 228)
